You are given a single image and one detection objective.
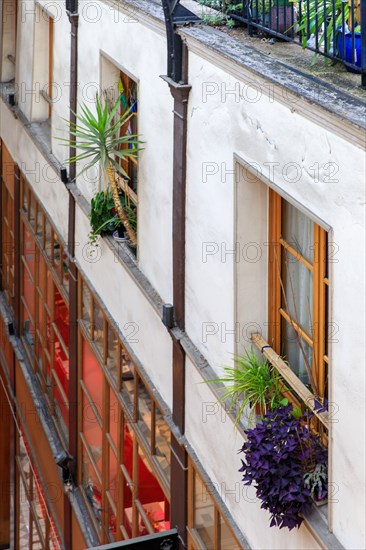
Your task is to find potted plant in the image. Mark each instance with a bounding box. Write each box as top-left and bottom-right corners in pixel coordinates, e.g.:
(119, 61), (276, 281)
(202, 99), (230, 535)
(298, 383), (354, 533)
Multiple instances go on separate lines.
(89, 190), (119, 244)
(337, 23), (362, 72)
(239, 404), (328, 530)
(88, 190), (137, 245)
(295, 0), (361, 70)
(205, 349), (291, 425)
(59, 94), (141, 246)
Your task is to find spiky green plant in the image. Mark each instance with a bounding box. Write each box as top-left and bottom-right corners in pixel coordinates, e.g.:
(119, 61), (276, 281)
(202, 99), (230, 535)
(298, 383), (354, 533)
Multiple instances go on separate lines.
(58, 94), (140, 245)
(207, 350), (290, 426)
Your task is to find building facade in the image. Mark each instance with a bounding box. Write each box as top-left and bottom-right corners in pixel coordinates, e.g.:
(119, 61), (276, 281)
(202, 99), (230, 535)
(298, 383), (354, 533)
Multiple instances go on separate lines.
(0, 0), (365, 549)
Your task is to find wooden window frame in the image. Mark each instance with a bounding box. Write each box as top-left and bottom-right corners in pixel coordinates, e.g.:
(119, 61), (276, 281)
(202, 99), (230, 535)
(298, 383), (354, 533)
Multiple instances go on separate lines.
(77, 274), (171, 544)
(1, 143), (15, 314)
(268, 189), (328, 400)
(19, 177), (70, 441)
(15, 430), (61, 550)
(38, 13), (54, 119)
(187, 460), (242, 550)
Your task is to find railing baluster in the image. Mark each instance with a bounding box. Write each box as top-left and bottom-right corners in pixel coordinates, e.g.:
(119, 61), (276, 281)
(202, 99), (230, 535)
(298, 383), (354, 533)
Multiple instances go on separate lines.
(361, 0), (366, 86)
(323, 0), (328, 55)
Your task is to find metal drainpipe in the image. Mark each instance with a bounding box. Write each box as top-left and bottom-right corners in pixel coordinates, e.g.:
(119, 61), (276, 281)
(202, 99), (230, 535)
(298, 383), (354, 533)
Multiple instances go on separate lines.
(65, 1), (79, 547)
(163, 72), (191, 548)
(161, 2), (200, 547)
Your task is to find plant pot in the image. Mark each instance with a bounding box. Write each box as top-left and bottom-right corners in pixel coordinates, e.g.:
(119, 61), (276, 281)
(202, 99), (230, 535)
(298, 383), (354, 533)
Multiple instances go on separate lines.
(124, 232), (137, 252)
(112, 229), (127, 242)
(337, 30), (362, 73)
(311, 496), (327, 507)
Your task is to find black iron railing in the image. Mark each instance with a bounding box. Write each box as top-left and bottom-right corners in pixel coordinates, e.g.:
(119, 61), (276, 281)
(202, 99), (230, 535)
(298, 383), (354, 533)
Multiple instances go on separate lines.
(196, 0), (366, 86)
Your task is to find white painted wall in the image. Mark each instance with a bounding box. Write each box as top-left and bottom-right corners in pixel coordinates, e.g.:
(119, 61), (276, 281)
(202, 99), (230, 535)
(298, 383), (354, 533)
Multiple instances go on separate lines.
(74, 202), (173, 409)
(185, 356), (323, 550)
(185, 49), (366, 548)
(75, 1), (174, 304)
(0, 98), (69, 241)
(0, 0), (17, 82)
(3, 1), (365, 547)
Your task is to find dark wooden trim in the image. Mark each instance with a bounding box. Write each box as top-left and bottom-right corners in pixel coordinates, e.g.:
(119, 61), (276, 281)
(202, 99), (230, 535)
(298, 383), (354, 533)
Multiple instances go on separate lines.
(65, 7), (79, 549)
(13, 165), (20, 336)
(0, 141), (3, 291)
(162, 45), (191, 548)
(172, 338), (185, 433)
(170, 434), (188, 549)
(164, 79), (191, 330)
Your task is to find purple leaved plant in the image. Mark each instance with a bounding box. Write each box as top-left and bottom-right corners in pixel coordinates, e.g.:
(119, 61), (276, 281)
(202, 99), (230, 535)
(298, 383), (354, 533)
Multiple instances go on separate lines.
(239, 405), (327, 530)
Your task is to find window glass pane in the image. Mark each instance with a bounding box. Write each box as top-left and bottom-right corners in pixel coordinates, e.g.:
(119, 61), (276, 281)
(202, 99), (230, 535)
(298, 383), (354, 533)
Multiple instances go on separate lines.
(82, 392), (103, 472)
(137, 446), (170, 534)
(54, 288), (69, 347)
(107, 504), (117, 541)
(155, 408), (170, 483)
(23, 224), (35, 276)
(22, 300), (35, 357)
(36, 208), (43, 239)
(93, 300), (104, 358)
(45, 218), (53, 260)
(122, 483), (133, 537)
(282, 248), (313, 338)
(22, 262), (35, 322)
(83, 458), (102, 524)
(138, 378), (152, 442)
(220, 516), (240, 549)
(53, 232), (62, 278)
(47, 269), (53, 311)
(82, 280), (92, 334)
(281, 319), (313, 386)
(22, 181), (28, 212)
(29, 194), (36, 227)
(109, 389), (119, 447)
(122, 425), (134, 480)
(62, 251), (70, 294)
(53, 331), (69, 428)
(282, 200), (314, 263)
(82, 339), (103, 416)
(38, 254), (47, 299)
(194, 472), (215, 548)
(109, 446), (118, 504)
(121, 347), (134, 413)
(107, 325), (119, 382)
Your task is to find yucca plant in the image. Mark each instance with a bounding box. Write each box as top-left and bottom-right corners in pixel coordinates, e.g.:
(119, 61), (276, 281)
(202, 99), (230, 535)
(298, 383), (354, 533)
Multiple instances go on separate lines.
(207, 350), (290, 426)
(58, 94), (140, 245)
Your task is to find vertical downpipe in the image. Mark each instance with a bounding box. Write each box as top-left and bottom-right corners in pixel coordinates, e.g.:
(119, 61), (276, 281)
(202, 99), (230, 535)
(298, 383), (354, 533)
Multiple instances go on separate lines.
(163, 43), (191, 548)
(13, 165), (21, 335)
(65, 1), (79, 547)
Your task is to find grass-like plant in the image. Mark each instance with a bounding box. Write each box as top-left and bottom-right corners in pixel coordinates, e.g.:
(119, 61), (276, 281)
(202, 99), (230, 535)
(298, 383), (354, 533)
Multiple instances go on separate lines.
(59, 94), (140, 245)
(89, 190), (137, 244)
(207, 350), (290, 425)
